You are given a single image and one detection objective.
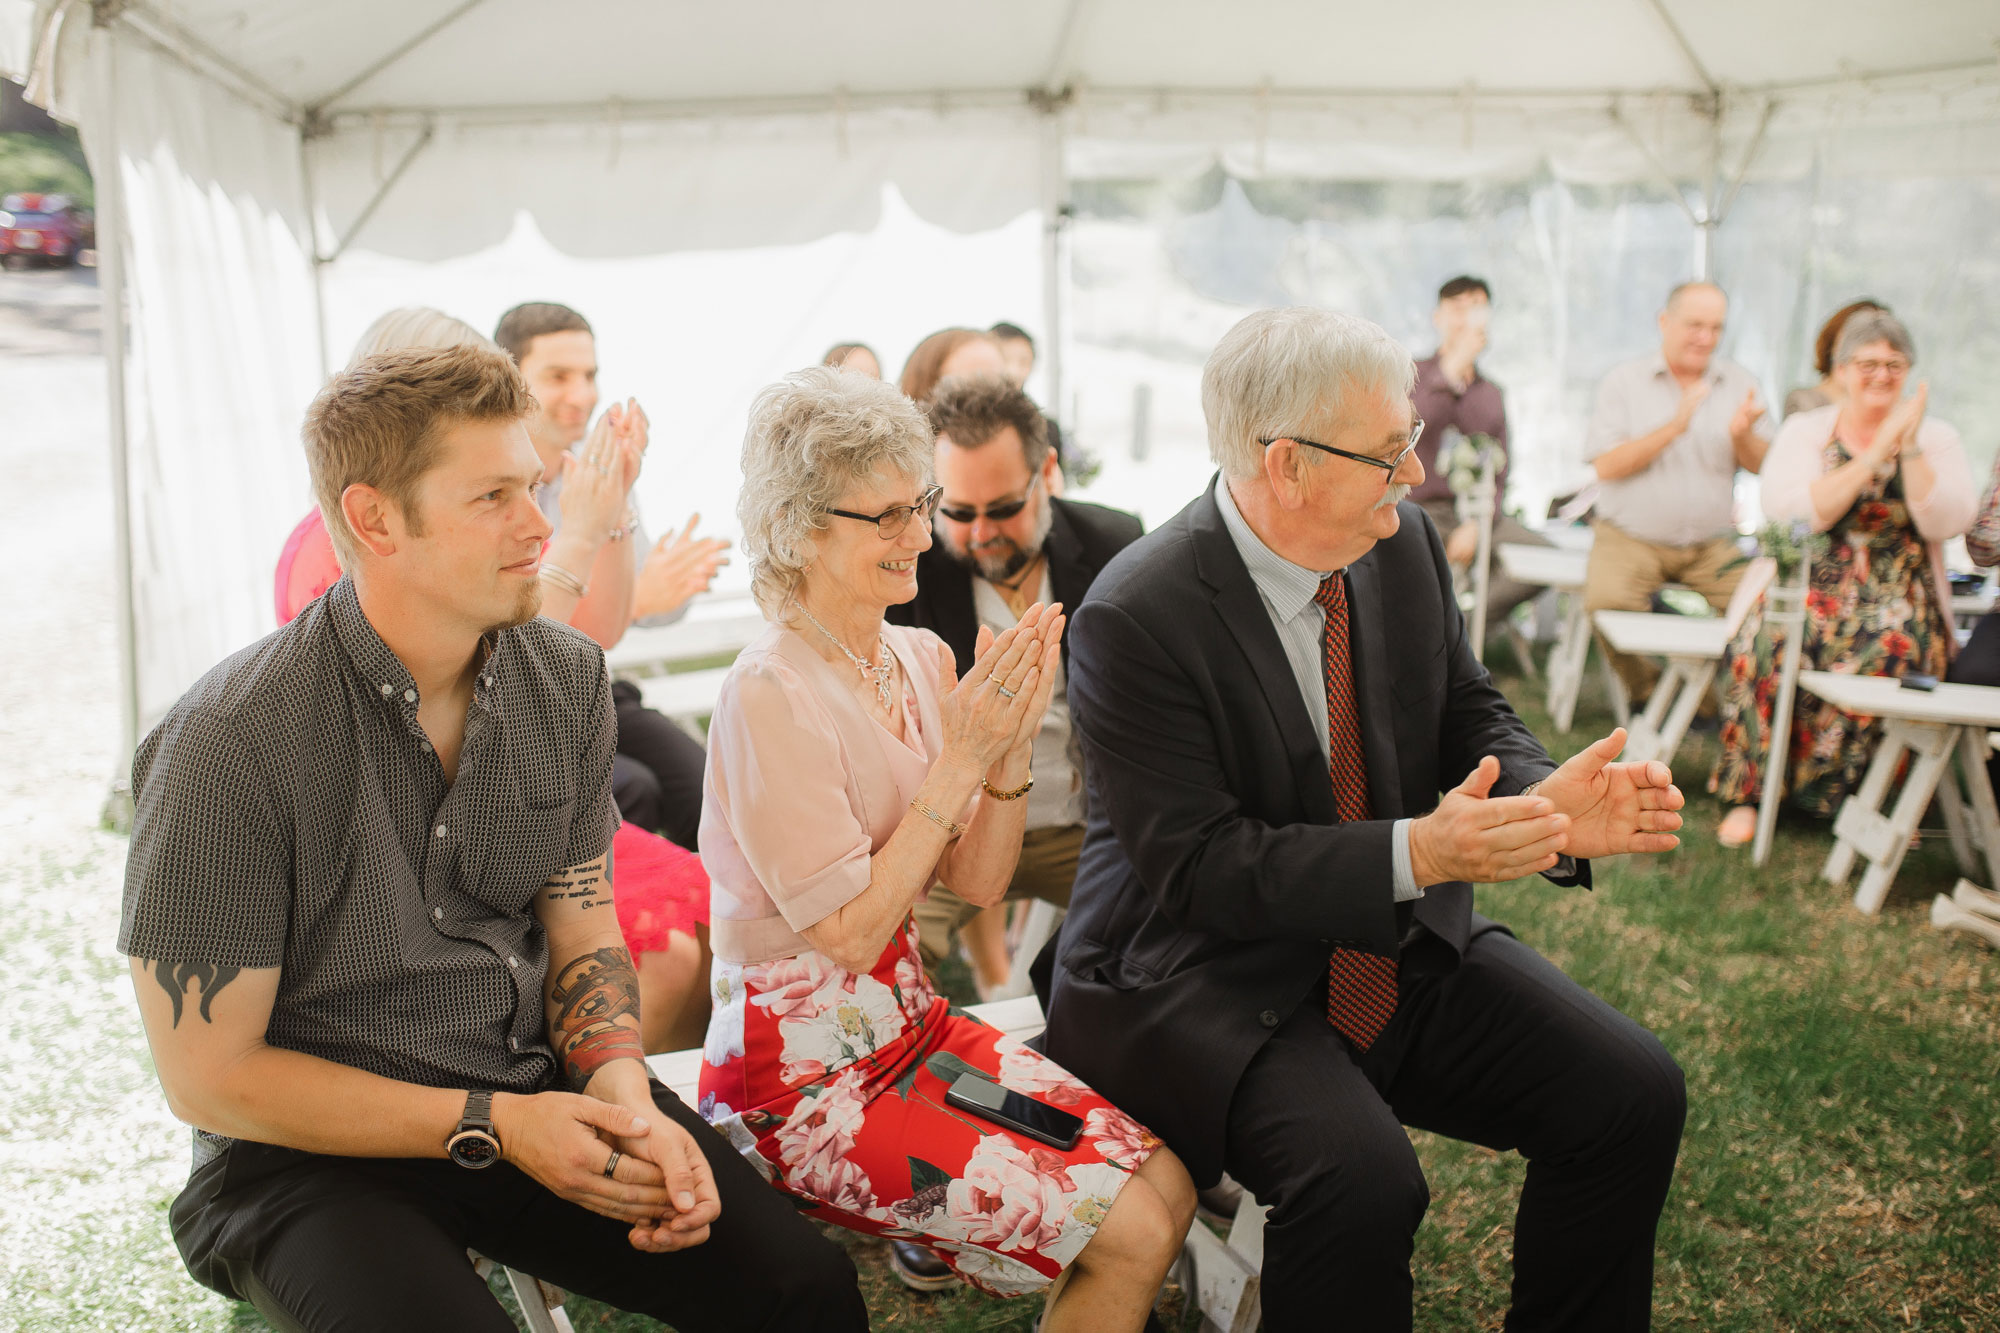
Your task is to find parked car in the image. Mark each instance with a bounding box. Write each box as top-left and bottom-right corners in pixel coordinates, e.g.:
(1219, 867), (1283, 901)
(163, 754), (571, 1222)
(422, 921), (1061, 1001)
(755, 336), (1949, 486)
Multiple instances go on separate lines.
(0, 193), (93, 268)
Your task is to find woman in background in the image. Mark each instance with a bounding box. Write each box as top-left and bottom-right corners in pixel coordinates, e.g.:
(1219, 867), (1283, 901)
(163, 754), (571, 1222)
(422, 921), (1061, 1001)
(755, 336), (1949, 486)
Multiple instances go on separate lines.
(823, 341), (882, 378)
(1783, 298), (1886, 418)
(899, 326), (1007, 404)
(1713, 311), (1973, 845)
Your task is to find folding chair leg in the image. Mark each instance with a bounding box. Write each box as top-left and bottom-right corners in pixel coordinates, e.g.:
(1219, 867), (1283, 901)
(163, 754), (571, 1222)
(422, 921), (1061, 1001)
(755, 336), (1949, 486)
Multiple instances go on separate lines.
(1547, 596), (1590, 734)
(1955, 725), (2000, 889)
(1825, 725), (1911, 888)
(506, 1266), (575, 1333)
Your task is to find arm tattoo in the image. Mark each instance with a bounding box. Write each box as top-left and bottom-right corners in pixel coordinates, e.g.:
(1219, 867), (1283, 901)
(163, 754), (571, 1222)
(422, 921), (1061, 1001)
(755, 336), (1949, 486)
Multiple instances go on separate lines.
(143, 960), (242, 1028)
(540, 855), (612, 913)
(548, 946), (645, 1091)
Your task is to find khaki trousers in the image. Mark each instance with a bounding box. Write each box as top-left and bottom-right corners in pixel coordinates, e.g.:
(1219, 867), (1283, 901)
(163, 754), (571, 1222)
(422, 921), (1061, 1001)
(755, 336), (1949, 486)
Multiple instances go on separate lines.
(1583, 520), (1745, 701)
(913, 823), (1079, 976)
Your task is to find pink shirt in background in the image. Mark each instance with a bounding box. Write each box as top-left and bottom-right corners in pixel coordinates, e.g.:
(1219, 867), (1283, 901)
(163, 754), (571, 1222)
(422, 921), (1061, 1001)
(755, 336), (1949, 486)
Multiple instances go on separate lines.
(274, 510), (343, 623)
(700, 620), (976, 965)
(1759, 403), (1974, 616)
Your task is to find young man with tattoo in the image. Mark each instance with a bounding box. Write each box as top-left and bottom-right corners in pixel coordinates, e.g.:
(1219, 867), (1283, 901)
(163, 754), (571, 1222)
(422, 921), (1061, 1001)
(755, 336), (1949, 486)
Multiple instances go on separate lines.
(119, 344), (866, 1331)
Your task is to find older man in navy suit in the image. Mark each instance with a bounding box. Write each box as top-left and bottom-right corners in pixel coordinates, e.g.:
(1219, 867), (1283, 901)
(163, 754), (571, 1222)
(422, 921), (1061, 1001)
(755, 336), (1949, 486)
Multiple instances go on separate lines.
(1043, 307), (1689, 1332)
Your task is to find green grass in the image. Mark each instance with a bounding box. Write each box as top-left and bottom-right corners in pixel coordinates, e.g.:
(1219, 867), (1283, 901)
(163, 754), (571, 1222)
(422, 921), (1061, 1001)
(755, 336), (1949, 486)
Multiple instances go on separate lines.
(3, 651), (1995, 1330)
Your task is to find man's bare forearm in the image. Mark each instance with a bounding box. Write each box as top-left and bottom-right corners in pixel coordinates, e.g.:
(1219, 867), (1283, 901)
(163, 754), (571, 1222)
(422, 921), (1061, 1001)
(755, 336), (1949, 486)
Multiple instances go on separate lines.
(540, 859), (649, 1095)
(1593, 418), (1683, 482)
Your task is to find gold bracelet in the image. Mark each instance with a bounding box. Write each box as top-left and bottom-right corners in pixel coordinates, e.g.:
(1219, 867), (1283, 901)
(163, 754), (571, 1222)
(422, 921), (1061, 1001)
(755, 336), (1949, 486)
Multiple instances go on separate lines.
(981, 775), (1034, 801)
(909, 798), (966, 839)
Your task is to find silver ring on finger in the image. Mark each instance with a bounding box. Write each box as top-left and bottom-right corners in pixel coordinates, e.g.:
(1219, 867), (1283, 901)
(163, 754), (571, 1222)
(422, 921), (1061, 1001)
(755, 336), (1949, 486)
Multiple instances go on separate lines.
(603, 1149), (622, 1179)
(995, 683), (1016, 699)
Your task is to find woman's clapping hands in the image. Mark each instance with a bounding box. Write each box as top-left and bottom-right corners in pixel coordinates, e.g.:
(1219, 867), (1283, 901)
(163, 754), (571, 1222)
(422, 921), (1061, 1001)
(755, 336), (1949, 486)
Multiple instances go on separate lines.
(936, 602), (1065, 775)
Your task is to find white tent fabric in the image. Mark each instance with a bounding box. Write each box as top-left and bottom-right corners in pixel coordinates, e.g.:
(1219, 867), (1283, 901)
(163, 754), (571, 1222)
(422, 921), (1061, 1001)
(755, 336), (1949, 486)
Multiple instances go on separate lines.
(4, 0), (1999, 765)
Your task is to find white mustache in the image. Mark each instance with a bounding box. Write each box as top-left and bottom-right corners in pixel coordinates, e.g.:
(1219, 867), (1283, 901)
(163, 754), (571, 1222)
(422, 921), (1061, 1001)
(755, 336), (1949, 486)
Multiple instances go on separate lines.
(1374, 483), (1412, 511)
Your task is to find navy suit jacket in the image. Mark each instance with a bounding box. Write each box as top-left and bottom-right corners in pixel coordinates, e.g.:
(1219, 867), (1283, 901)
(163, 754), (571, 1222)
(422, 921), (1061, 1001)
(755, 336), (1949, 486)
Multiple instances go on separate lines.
(1042, 478), (1584, 1186)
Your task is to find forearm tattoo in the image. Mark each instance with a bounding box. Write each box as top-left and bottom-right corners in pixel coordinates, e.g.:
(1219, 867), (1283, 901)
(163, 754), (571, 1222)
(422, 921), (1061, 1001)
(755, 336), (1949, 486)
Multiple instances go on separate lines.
(541, 854), (613, 914)
(548, 946), (644, 1091)
(142, 960), (241, 1028)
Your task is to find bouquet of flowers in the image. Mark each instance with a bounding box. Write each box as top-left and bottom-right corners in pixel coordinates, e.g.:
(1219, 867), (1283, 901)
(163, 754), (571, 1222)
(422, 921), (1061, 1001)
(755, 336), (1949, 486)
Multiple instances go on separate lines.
(1755, 519), (1820, 581)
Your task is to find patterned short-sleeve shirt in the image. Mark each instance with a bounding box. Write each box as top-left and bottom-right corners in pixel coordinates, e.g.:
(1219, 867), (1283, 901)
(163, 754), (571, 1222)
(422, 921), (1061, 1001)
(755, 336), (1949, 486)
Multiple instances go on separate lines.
(118, 576), (618, 1099)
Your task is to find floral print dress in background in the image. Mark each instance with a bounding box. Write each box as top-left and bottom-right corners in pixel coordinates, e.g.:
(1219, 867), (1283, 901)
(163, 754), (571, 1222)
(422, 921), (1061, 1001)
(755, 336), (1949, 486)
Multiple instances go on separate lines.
(1710, 438), (1950, 813)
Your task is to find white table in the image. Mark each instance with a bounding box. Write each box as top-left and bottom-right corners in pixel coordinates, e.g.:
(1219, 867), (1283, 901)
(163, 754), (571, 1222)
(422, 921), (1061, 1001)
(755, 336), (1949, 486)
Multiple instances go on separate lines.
(1590, 611), (1734, 767)
(1497, 542), (1594, 732)
(1801, 671), (2000, 914)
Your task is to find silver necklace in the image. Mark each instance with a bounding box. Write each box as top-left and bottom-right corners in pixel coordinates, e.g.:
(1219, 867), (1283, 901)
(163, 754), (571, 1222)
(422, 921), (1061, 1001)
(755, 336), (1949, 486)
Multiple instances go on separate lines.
(794, 602), (894, 711)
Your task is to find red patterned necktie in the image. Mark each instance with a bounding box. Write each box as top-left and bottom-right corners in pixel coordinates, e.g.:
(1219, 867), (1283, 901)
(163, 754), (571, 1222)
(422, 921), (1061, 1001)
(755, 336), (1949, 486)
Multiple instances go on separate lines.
(1315, 573), (1398, 1052)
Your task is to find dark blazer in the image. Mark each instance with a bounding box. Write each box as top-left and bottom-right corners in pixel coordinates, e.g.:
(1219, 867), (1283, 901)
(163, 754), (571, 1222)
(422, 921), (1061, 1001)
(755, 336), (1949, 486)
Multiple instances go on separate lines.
(886, 496), (1144, 671)
(1043, 479), (1584, 1186)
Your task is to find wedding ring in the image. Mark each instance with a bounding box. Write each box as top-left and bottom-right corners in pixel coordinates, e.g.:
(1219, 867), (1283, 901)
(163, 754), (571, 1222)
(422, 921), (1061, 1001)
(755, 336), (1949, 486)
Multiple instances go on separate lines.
(602, 1149), (622, 1179)
(994, 681), (1017, 698)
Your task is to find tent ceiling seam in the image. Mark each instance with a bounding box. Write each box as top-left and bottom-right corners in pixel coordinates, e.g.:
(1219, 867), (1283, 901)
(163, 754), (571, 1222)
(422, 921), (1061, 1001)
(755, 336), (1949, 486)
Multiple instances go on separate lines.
(113, 2), (302, 125)
(1642, 0), (1720, 102)
(322, 121), (436, 263)
(1712, 98), (1775, 226)
(1611, 99), (1703, 226)
(1040, 0), (1092, 94)
(305, 0), (490, 121)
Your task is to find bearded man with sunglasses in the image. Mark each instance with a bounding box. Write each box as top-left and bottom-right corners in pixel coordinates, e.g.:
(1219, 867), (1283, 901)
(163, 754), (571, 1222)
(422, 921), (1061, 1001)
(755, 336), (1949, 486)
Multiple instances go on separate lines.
(886, 375), (1141, 998)
(1042, 308), (1692, 1332)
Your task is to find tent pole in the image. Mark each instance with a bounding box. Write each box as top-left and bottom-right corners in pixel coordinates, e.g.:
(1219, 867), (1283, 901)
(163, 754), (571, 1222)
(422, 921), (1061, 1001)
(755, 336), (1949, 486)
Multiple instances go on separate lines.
(96, 29), (141, 826)
(299, 127), (330, 378)
(1037, 111), (1067, 432)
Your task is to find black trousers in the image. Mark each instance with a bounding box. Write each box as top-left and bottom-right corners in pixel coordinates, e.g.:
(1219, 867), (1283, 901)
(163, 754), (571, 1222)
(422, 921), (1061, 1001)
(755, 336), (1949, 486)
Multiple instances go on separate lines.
(1223, 923), (1686, 1333)
(168, 1082), (867, 1333)
(610, 678), (706, 851)
(1947, 610), (2000, 796)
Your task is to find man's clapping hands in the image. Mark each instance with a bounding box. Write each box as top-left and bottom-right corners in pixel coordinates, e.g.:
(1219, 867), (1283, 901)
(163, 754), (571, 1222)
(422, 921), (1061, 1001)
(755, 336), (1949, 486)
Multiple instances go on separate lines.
(1409, 728), (1683, 886)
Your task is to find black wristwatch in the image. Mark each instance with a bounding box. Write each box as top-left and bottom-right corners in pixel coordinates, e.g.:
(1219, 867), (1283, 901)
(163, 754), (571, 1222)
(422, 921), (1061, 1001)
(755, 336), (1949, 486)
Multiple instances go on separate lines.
(446, 1090), (502, 1169)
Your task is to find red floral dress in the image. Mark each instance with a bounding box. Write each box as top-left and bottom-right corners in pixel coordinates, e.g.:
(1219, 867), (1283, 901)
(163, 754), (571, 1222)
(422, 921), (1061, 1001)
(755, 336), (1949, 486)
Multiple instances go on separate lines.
(696, 623), (1162, 1296)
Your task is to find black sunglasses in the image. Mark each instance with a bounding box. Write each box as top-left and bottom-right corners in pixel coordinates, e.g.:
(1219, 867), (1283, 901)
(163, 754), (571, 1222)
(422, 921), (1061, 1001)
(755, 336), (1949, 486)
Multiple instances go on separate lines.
(938, 473), (1042, 525)
(827, 485), (944, 539)
(1258, 418), (1426, 474)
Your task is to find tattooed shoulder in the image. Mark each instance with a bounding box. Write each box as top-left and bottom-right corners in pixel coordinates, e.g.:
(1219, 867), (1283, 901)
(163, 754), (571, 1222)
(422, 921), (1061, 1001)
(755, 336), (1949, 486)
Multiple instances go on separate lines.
(142, 959), (242, 1027)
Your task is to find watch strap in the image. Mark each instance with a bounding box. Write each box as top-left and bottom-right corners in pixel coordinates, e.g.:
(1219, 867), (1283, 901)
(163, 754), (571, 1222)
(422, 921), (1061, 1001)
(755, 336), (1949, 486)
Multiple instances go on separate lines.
(460, 1088), (495, 1133)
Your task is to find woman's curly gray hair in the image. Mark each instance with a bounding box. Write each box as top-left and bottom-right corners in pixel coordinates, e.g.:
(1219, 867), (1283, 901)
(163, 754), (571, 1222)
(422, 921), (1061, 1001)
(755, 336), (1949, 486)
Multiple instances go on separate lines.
(738, 366), (936, 617)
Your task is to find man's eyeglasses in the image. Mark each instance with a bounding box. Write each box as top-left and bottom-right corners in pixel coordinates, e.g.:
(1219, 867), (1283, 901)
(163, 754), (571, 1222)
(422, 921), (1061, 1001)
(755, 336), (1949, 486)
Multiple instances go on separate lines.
(1258, 419), (1426, 475)
(938, 473), (1042, 525)
(827, 485), (944, 539)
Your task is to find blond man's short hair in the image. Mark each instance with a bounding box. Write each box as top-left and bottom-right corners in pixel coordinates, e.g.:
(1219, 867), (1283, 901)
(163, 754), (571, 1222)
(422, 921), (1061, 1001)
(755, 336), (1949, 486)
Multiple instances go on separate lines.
(303, 344), (534, 564)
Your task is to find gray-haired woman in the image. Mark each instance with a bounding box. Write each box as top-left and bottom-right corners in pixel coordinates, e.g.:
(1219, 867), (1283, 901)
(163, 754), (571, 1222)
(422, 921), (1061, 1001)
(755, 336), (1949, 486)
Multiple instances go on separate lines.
(1711, 311), (1974, 845)
(696, 368), (1193, 1329)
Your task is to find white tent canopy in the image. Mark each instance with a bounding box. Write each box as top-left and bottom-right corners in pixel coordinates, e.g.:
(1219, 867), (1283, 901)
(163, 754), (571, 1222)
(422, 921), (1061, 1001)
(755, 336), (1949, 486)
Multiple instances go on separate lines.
(4, 0), (1998, 769)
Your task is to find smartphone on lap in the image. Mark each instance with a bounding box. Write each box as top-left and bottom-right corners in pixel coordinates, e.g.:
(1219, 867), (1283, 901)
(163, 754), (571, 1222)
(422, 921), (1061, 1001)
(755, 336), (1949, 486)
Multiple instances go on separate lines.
(944, 1071), (1085, 1150)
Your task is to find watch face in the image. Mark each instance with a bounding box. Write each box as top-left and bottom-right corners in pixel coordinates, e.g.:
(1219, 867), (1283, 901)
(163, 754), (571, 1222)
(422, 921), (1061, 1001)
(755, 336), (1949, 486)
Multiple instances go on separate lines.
(448, 1130), (501, 1169)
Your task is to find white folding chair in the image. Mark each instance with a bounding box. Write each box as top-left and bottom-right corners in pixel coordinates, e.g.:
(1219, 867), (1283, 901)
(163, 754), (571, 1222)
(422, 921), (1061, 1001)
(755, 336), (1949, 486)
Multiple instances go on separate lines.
(1752, 555), (1811, 866)
(1593, 557), (1777, 767)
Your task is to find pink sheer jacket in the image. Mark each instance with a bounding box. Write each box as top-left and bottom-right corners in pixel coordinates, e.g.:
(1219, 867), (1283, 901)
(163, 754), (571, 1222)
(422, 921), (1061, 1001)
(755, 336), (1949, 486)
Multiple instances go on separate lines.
(699, 621), (975, 966)
(1758, 403), (1974, 614)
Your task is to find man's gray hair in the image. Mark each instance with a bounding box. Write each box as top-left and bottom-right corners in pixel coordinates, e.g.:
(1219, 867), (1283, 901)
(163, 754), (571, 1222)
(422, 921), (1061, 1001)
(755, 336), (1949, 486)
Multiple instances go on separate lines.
(1201, 308), (1416, 482)
(738, 366), (935, 617)
(1834, 309), (1916, 368)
